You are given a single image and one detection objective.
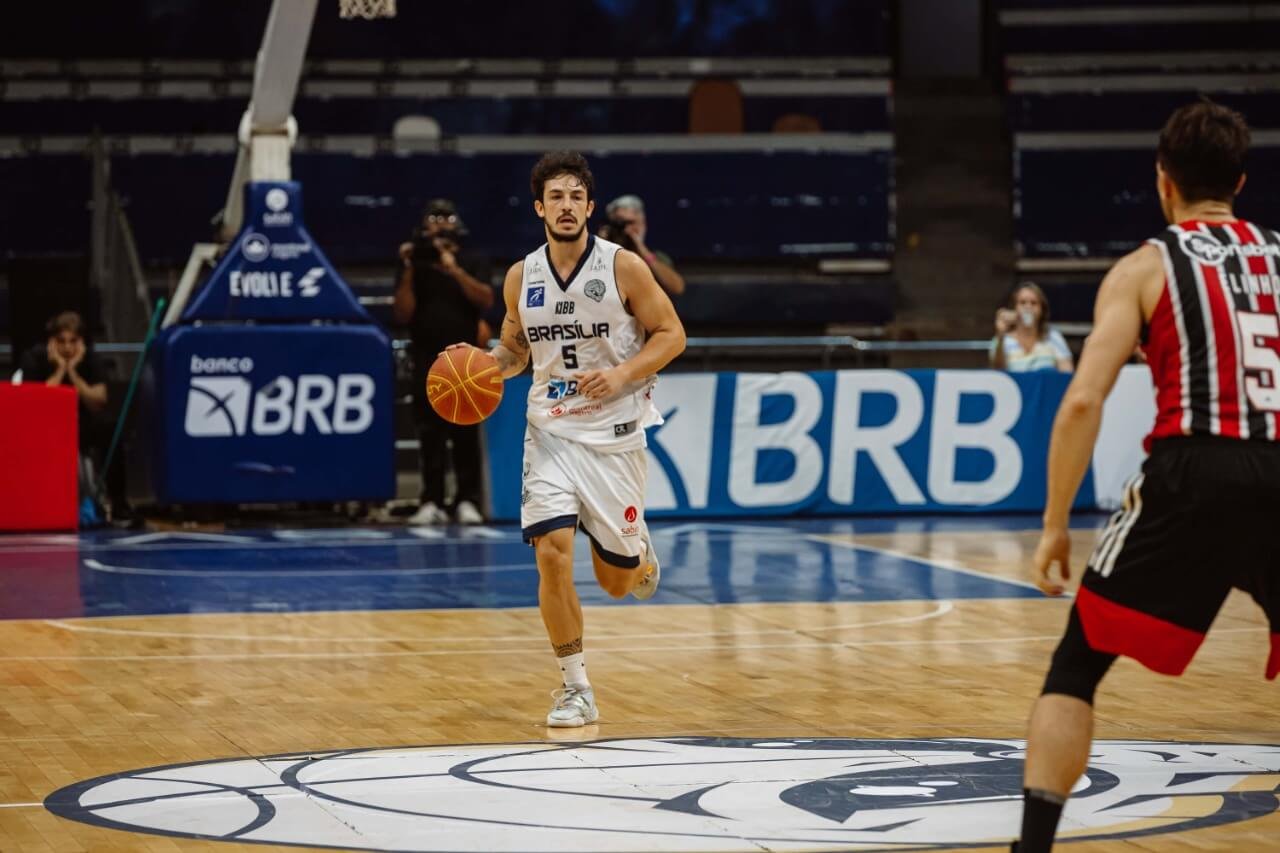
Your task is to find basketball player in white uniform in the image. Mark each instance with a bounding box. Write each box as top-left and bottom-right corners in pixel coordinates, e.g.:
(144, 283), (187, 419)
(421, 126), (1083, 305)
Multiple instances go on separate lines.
(448, 151), (685, 727)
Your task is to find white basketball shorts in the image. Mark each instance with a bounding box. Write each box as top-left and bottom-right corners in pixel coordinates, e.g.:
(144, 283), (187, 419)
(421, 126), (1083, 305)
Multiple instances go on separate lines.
(520, 425), (647, 567)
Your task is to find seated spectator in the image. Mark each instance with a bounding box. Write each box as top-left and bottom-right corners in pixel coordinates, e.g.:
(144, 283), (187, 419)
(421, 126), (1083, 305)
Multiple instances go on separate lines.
(16, 312), (113, 521)
(600, 195), (685, 296)
(990, 283), (1073, 373)
(18, 311), (108, 415)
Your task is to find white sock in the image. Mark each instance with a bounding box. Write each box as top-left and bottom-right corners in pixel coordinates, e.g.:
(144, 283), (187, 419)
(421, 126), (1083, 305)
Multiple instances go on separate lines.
(557, 652), (589, 690)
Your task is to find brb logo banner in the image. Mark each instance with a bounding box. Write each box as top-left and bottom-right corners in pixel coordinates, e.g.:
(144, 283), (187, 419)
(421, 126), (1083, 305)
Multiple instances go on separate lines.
(150, 325), (394, 504)
(486, 369), (1155, 518)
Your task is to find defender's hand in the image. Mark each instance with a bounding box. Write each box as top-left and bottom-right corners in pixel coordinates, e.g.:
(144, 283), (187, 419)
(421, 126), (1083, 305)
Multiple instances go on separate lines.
(577, 368), (625, 400)
(1033, 526), (1072, 596)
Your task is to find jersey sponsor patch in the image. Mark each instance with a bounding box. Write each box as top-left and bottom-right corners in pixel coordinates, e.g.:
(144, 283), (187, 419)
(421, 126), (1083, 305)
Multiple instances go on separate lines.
(613, 421), (636, 437)
(547, 378), (579, 400)
(526, 285), (545, 307)
(584, 279), (607, 302)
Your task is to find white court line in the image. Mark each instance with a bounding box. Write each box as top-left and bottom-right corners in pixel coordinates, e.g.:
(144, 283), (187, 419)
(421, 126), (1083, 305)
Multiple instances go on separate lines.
(0, 635), (1063, 662)
(0, 526), (801, 554)
(813, 537), (1050, 594)
(79, 557), (536, 578)
(4, 625), (1265, 663)
(40, 602), (955, 645)
(0, 803), (42, 809)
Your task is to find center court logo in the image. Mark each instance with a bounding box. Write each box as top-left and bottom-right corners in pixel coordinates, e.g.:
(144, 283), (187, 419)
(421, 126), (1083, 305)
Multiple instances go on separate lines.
(43, 738), (1279, 851)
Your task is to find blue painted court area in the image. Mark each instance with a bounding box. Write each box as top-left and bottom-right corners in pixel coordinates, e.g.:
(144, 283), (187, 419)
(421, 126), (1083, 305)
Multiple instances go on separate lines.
(0, 517), (1105, 621)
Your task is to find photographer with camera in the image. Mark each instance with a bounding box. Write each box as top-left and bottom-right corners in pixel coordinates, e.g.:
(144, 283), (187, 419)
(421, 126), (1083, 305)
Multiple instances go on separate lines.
(393, 199), (495, 525)
(599, 194), (685, 296)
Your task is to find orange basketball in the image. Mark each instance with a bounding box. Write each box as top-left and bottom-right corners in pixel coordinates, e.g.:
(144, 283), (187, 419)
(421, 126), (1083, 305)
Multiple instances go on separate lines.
(427, 346), (504, 425)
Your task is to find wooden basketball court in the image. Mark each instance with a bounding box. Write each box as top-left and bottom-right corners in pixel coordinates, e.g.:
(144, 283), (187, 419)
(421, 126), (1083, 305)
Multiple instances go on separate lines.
(0, 518), (1275, 851)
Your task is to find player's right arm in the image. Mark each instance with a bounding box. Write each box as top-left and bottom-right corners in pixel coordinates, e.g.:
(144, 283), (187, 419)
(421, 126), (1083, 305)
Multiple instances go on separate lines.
(1032, 243), (1162, 594)
(489, 261), (530, 379)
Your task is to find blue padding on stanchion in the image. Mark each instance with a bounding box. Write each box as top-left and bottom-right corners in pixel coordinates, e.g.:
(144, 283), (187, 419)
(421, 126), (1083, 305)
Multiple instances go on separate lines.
(182, 181), (370, 323)
(148, 324), (394, 504)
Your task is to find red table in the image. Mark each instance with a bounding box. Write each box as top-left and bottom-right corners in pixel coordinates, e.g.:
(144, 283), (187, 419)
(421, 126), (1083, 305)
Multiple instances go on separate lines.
(0, 383), (78, 531)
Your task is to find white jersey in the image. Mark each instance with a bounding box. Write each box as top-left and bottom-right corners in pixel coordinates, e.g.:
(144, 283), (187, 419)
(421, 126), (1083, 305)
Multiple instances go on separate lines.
(518, 235), (661, 452)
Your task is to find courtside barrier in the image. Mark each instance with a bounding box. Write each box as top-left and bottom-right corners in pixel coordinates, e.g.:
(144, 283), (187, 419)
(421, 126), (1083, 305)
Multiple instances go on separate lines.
(485, 366), (1154, 520)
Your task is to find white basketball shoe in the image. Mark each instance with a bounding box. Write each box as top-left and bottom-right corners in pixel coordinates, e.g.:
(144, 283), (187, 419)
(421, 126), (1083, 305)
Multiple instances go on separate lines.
(546, 685), (598, 727)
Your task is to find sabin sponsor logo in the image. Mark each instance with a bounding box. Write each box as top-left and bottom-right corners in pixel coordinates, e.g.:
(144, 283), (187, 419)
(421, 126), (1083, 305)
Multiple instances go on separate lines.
(263, 188), (293, 226)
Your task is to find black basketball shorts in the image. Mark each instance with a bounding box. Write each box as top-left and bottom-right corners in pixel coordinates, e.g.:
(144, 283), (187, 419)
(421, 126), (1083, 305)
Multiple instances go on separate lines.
(1077, 436), (1280, 680)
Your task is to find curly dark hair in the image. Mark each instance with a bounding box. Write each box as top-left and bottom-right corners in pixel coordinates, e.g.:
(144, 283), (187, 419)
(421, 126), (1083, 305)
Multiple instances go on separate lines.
(1157, 98), (1250, 203)
(530, 151), (595, 203)
(46, 310), (86, 339)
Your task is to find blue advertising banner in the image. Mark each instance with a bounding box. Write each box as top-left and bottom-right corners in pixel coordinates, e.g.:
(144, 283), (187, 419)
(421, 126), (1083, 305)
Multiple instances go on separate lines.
(147, 324), (395, 504)
(485, 369), (1103, 520)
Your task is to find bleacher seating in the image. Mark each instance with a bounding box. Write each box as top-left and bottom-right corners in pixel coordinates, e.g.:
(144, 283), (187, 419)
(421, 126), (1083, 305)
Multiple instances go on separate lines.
(0, 147), (894, 267)
(0, 87), (891, 136)
(5, 1), (892, 60)
(998, 1), (1280, 55)
(999, 1), (1280, 262)
(1, 1), (897, 346)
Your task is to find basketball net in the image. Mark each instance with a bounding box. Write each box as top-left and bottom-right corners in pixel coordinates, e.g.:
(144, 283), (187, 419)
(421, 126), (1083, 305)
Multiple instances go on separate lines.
(338, 0), (395, 19)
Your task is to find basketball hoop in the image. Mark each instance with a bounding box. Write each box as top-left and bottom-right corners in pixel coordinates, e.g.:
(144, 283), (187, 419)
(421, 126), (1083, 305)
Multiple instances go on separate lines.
(338, 0), (395, 19)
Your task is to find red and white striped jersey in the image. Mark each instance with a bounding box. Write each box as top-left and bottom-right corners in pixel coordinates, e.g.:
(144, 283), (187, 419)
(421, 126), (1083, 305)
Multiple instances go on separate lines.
(1145, 219), (1280, 449)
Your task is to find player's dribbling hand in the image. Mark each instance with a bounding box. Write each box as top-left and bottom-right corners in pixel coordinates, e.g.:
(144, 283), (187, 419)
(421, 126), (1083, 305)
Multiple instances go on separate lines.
(1032, 526), (1072, 596)
(577, 367), (625, 400)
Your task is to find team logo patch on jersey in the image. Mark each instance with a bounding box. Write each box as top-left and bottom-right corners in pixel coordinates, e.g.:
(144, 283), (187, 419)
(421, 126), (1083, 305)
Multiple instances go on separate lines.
(44, 738), (1280, 851)
(1179, 231), (1228, 266)
(584, 279), (607, 302)
(527, 286), (545, 307)
(623, 505), (638, 523)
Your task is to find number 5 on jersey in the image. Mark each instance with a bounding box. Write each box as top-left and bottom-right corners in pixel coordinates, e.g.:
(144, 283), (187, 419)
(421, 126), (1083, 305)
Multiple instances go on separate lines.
(561, 344), (578, 369)
(1238, 311), (1280, 411)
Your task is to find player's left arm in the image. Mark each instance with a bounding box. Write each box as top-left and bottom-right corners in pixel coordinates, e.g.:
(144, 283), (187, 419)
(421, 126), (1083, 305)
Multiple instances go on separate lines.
(578, 250), (686, 400)
(1033, 245), (1158, 594)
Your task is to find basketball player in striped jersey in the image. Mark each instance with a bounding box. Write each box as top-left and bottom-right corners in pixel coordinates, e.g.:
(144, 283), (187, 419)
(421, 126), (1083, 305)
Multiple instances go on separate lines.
(452, 151), (685, 727)
(1014, 101), (1280, 851)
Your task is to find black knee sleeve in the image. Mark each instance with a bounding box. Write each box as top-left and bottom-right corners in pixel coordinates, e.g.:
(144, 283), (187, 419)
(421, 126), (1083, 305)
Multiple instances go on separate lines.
(1041, 606), (1117, 705)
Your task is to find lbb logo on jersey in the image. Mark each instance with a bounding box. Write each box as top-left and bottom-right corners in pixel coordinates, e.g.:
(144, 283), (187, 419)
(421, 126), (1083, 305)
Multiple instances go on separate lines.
(526, 286), (545, 307)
